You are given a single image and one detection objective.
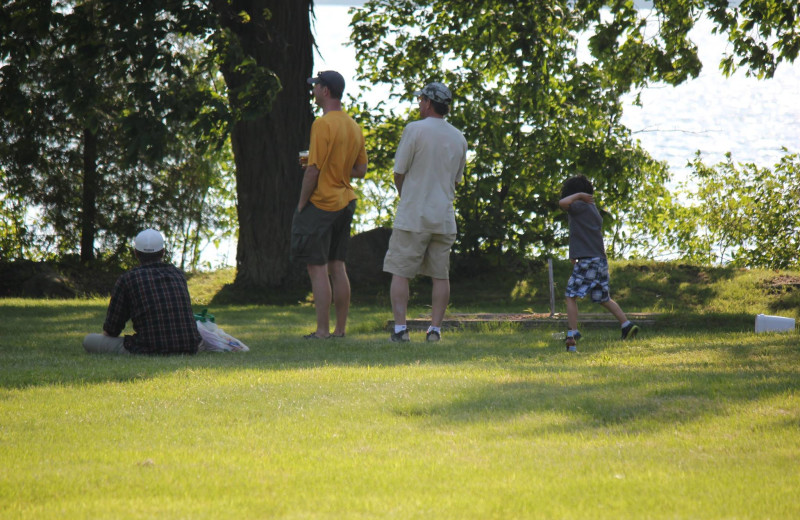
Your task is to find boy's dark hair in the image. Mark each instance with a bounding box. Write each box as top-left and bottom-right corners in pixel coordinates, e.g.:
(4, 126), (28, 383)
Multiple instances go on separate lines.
(560, 175), (594, 199)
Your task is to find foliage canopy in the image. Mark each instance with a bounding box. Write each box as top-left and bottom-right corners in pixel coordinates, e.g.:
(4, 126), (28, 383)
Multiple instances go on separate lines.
(350, 0), (800, 264)
(0, 0), (236, 268)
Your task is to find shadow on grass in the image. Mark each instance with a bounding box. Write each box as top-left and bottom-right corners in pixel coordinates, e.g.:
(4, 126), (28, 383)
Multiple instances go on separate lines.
(209, 281), (311, 306)
(394, 362), (798, 435)
(656, 312), (755, 331)
(390, 337), (799, 435)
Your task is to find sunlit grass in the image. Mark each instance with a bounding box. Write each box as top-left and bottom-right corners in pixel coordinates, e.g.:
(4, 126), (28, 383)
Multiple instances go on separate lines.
(1, 290), (798, 519)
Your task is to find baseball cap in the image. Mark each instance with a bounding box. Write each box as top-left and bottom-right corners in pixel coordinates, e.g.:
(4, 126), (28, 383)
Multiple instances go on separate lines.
(307, 70), (345, 98)
(414, 82), (452, 104)
(134, 229), (165, 253)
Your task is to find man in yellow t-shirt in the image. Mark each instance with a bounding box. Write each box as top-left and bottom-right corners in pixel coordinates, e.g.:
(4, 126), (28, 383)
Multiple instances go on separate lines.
(292, 70), (368, 339)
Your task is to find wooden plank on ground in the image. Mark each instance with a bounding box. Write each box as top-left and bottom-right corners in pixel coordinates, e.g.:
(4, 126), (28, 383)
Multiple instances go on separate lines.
(386, 312), (659, 331)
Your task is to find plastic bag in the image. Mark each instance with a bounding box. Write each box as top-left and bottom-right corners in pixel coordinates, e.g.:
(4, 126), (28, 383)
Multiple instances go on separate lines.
(196, 320), (249, 352)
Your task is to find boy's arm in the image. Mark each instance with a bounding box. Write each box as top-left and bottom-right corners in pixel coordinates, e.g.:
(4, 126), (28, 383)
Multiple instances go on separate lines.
(559, 192), (594, 211)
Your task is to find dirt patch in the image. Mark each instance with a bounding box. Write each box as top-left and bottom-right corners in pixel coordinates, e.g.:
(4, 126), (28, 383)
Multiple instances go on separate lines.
(763, 275), (800, 298)
(696, 271), (711, 283)
(767, 275), (800, 287)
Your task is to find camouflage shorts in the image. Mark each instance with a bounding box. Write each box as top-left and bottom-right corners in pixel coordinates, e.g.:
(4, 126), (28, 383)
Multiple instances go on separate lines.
(565, 257), (610, 303)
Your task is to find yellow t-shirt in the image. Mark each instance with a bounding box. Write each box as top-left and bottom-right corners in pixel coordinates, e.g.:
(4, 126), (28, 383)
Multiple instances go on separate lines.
(308, 110), (368, 212)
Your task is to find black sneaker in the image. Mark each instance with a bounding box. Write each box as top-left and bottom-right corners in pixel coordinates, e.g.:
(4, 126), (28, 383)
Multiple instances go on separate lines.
(426, 330), (441, 342)
(621, 323), (639, 340)
(390, 329), (410, 342)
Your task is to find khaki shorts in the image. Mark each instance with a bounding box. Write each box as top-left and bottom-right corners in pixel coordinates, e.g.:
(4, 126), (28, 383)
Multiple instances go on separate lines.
(383, 229), (456, 279)
(83, 333), (208, 355)
(83, 333), (128, 354)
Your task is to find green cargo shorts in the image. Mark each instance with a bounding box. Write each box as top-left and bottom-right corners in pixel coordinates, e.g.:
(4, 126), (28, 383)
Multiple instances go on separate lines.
(291, 200), (356, 265)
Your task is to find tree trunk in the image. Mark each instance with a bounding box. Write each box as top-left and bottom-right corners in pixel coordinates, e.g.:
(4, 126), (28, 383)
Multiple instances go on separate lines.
(80, 126), (98, 263)
(213, 0), (315, 288)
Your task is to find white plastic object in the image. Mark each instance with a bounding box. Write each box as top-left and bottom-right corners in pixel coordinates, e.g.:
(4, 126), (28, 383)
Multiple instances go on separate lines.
(754, 314), (796, 333)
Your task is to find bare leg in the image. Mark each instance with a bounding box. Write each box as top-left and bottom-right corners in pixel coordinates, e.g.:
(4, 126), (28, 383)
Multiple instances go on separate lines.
(307, 263), (331, 337)
(328, 260), (350, 336)
(390, 275), (410, 327)
(566, 296), (579, 331)
(600, 298), (628, 324)
(430, 278), (450, 327)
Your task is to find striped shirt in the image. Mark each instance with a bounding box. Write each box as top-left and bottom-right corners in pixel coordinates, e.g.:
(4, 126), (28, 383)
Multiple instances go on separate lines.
(104, 262), (200, 355)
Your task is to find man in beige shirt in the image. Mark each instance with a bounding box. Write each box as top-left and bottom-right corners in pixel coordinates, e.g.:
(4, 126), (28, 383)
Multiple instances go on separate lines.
(383, 82), (468, 342)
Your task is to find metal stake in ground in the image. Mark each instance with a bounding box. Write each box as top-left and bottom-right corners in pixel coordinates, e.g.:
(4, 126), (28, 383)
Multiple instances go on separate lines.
(548, 258), (555, 317)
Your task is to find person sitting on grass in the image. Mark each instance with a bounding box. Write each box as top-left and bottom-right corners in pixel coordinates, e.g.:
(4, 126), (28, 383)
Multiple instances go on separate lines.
(82, 229), (203, 355)
(559, 175), (639, 353)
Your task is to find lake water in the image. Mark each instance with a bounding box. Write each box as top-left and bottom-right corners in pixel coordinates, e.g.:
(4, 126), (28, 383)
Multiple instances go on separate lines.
(206, 4), (800, 267)
(619, 21), (800, 176)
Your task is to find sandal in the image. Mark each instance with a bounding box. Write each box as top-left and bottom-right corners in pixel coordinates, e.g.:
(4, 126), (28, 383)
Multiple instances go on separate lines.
(303, 332), (331, 339)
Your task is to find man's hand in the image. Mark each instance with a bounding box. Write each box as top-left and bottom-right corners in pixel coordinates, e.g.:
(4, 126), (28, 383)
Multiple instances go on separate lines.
(298, 164), (321, 212)
(351, 162), (367, 179)
(393, 173), (405, 197)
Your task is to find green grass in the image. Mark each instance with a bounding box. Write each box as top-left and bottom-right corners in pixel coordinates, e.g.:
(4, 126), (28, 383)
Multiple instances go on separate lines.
(1, 261), (799, 519)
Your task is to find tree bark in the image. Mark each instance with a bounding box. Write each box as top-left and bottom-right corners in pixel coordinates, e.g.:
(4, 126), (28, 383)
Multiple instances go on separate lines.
(213, 0), (315, 288)
(80, 126), (98, 263)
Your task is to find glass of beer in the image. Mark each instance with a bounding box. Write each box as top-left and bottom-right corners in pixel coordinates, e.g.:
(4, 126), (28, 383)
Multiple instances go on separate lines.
(298, 150), (309, 167)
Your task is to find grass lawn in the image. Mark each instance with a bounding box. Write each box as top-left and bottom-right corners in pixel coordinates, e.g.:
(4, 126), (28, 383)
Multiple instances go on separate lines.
(1, 261), (799, 519)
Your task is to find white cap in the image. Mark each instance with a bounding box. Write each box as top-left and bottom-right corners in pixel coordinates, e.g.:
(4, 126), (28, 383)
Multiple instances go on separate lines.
(134, 229), (165, 253)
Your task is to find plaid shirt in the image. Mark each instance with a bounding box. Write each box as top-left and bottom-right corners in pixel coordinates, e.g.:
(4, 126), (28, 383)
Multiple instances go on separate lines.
(104, 262), (200, 355)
